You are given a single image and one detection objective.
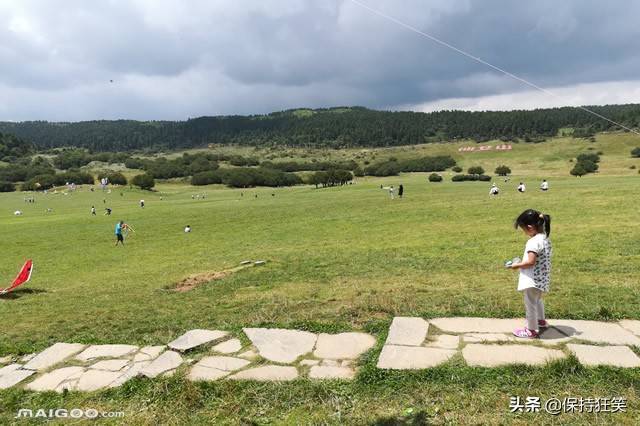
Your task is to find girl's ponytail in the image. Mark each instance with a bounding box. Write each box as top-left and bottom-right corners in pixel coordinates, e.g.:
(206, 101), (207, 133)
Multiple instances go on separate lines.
(541, 214), (551, 236)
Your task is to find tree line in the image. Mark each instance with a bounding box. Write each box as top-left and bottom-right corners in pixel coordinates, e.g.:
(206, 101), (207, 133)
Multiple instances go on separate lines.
(2, 104), (639, 151)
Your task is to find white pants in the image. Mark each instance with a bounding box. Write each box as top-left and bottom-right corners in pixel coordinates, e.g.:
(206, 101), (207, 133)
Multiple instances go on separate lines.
(523, 287), (545, 331)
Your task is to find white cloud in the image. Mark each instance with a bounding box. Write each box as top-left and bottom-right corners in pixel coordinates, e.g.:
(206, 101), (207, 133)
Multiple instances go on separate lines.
(400, 80), (640, 112)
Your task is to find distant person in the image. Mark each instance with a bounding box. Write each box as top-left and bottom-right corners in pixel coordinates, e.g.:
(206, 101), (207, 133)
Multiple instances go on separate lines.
(507, 209), (552, 339)
(398, 184), (404, 199)
(105, 208), (112, 216)
(91, 206), (96, 216)
(517, 182), (526, 193)
(103, 198), (106, 204)
(140, 199), (145, 208)
(489, 183), (500, 196)
(540, 180), (549, 191)
(184, 225), (192, 233)
(389, 186), (395, 200)
(115, 221), (126, 246)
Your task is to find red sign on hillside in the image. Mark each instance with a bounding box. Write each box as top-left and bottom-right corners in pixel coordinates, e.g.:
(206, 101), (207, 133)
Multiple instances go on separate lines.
(458, 144), (512, 152)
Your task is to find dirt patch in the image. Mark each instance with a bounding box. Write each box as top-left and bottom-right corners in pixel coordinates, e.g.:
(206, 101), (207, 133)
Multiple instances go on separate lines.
(173, 270), (233, 292)
(171, 262), (264, 292)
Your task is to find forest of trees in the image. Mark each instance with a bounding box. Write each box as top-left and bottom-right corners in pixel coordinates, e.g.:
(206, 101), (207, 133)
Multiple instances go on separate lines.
(1, 104), (639, 152)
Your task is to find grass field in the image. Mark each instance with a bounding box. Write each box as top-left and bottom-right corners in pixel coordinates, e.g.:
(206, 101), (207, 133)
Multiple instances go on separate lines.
(1, 134), (639, 424)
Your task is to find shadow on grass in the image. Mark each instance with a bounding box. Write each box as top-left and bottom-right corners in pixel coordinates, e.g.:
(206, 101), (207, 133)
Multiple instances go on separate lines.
(0, 288), (47, 300)
(370, 409), (431, 425)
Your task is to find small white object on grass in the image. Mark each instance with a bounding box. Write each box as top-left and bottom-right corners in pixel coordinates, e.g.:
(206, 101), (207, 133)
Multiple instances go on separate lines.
(14, 210), (22, 216)
(254, 260), (266, 266)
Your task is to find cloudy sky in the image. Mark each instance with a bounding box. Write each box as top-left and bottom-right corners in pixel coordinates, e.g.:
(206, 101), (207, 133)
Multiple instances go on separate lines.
(1, 0), (640, 121)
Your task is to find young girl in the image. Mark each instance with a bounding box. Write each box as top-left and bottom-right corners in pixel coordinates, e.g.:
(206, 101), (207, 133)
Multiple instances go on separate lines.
(508, 209), (552, 338)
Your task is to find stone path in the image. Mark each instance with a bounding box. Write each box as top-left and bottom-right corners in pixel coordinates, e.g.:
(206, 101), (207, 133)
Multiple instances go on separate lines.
(0, 318), (638, 392)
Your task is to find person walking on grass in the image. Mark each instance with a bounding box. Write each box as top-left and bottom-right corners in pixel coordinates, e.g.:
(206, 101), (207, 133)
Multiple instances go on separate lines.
(540, 179), (549, 191)
(91, 206), (96, 216)
(398, 184), (404, 199)
(389, 185), (395, 199)
(114, 220), (131, 246)
(507, 209), (552, 339)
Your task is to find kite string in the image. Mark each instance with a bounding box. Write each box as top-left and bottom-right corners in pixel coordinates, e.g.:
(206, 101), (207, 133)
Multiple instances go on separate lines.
(348, 0), (640, 136)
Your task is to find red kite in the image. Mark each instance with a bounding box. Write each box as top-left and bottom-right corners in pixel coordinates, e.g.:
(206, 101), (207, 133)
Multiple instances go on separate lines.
(0, 260), (33, 295)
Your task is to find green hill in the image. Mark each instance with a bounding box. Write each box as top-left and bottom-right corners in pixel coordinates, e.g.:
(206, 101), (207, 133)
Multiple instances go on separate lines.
(1, 104), (639, 152)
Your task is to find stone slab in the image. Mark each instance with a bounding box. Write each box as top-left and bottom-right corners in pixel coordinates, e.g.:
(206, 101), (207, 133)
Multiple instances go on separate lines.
(313, 332), (376, 360)
(299, 359), (319, 366)
(26, 366), (86, 392)
(140, 351), (183, 378)
(75, 345), (139, 362)
(195, 356), (250, 372)
(133, 346), (166, 362)
(462, 344), (565, 367)
(619, 320), (640, 337)
(229, 365), (298, 381)
(462, 333), (515, 343)
(321, 359), (339, 366)
(19, 354), (36, 363)
(538, 327), (575, 345)
(243, 328), (317, 363)
(0, 369), (35, 389)
(188, 365), (230, 381)
(237, 350), (260, 360)
(23, 343), (86, 371)
(142, 345), (166, 356)
(0, 356), (13, 365)
(76, 370), (123, 392)
(211, 339), (242, 354)
(567, 344), (640, 368)
(168, 329), (229, 352)
(429, 317), (523, 334)
(551, 320), (640, 346)
(0, 363), (22, 376)
(385, 317), (429, 346)
(377, 345), (456, 369)
(309, 366), (355, 380)
(109, 361), (150, 388)
(90, 359), (130, 371)
(426, 335), (460, 349)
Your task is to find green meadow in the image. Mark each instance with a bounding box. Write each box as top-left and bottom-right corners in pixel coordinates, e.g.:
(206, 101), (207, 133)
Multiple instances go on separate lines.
(1, 133), (639, 424)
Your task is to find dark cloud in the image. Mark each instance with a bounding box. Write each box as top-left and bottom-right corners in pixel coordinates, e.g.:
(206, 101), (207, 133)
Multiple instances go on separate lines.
(0, 0), (639, 120)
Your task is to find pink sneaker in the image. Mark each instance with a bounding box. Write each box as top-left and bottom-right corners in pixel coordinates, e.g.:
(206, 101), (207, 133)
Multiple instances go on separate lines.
(513, 328), (539, 339)
(538, 320), (549, 329)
